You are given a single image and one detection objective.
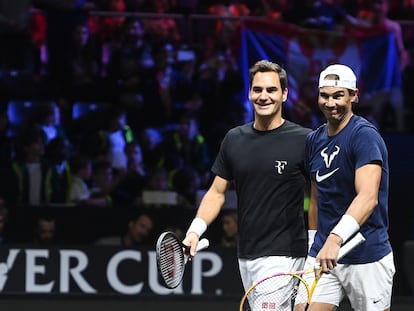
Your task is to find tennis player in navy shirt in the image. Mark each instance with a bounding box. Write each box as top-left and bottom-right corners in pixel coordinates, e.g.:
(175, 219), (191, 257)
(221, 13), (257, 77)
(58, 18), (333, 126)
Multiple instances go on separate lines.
(303, 64), (395, 310)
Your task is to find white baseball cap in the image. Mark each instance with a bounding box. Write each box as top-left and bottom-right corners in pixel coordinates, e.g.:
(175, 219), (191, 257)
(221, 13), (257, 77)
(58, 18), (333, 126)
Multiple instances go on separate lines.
(318, 64), (357, 90)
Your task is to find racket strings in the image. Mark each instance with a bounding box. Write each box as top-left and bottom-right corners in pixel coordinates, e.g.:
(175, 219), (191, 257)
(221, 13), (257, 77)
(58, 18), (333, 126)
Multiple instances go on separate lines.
(242, 274), (310, 311)
(158, 235), (185, 288)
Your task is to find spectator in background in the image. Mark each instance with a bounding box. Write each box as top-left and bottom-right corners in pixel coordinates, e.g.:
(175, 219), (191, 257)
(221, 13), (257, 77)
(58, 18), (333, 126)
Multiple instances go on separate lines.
(139, 127), (166, 171)
(89, 159), (118, 206)
(358, 0), (410, 132)
(141, 42), (179, 126)
(220, 209), (238, 247)
(280, 0), (405, 129)
(79, 106), (135, 174)
(143, 167), (170, 192)
(95, 211), (154, 246)
(33, 214), (58, 245)
(103, 106), (135, 173)
(30, 101), (67, 146)
(357, 0), (409, 66)
(88, 0), (125, 83)
(171, 166), (202, 208)
(0, 127), (48, 207)
(90, 0), (126, 46)
(215, 51), (246, 126)
(163, 112), (211, 177)
(168, 46), (200, 121)
(34, 0), (96, 98)
(70, 21), (102, 100)
(141, 0), (182, 45)
(44, 137), (73, 205)
(69, 154), (109, 207)
(113, 141), (148, 207)
(196, 51), (244, 159)
(393, 0), (414, 19)
(207, 0), (250, 53)
(138, 166), (179, 207)
(196, 57), (228, 158)
(30, 4), (48, 76)
(105, 17), (153, 124)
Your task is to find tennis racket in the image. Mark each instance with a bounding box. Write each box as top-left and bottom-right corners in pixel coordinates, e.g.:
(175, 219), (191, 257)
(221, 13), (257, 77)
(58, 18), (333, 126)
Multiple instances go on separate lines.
(156, 231), (210, 289)
(239, 232), (366, 311)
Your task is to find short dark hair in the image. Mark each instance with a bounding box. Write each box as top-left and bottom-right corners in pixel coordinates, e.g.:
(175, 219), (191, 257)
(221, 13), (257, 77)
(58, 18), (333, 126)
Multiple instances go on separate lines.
(249, 60), (288, 90)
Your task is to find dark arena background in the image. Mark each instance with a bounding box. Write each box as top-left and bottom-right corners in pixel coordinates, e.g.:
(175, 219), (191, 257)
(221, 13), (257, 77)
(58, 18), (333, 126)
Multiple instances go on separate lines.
(1, 1), (414, 310)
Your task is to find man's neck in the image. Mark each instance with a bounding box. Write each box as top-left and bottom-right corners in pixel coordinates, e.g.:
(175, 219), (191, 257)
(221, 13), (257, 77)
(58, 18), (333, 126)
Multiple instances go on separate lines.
(254, 116), (285, 131)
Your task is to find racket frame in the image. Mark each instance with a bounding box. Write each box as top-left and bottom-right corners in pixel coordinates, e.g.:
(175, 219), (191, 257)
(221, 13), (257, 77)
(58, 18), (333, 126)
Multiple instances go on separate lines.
(156, 231), (209, 289)
(239, 232), (366, 311)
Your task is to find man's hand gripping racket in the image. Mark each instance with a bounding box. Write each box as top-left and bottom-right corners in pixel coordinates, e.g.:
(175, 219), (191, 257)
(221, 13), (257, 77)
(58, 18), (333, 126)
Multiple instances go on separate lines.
(156, 231), (209, 289)
(239, 232), (366, 311)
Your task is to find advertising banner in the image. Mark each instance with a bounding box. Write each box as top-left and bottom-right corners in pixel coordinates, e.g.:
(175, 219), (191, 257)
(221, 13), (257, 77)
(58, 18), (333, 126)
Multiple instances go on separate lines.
(0, 245), (243, 297)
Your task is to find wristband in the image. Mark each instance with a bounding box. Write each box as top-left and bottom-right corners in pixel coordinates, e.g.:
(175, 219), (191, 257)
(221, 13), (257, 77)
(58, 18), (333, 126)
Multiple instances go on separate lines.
(308, 230), (317, 251)
(186, 217), (207, 238)
(330, 214), (360, 244)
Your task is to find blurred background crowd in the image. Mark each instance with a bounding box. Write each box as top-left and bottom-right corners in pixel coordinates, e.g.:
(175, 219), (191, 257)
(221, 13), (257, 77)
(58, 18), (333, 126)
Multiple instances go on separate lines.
(0, 0), (413, 247)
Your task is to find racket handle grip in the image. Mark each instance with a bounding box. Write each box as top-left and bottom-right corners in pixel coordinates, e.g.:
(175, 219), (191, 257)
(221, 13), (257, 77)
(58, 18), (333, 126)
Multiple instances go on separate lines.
(338, 232), (366, 260)
(197, 238), (210, 251)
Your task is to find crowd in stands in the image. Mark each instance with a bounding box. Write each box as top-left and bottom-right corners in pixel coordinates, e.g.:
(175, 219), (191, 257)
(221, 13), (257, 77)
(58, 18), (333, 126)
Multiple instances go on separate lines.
(0, 0), (413, 245)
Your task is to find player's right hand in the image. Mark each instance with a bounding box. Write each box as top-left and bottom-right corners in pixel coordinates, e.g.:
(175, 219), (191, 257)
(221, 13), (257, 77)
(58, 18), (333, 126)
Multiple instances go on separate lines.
(183, 232), (200, 258)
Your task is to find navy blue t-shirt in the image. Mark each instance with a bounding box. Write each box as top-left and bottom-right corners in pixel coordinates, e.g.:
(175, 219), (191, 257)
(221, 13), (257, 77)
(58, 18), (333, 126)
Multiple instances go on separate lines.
(306, 115), (392, 264)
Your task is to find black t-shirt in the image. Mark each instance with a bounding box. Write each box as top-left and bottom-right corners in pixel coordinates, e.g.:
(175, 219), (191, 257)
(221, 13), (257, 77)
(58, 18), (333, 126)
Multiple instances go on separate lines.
(212, 121), (311, 259)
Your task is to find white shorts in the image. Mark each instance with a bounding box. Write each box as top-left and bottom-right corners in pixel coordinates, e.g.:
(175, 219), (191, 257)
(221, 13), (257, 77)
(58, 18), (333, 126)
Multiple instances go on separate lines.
(239, 256), (305, 311)
(299, 252), (395, 310)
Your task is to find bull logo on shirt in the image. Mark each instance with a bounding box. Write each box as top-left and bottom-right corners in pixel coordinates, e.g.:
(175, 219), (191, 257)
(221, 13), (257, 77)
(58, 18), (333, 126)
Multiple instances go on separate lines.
(320, 145), (340, 168)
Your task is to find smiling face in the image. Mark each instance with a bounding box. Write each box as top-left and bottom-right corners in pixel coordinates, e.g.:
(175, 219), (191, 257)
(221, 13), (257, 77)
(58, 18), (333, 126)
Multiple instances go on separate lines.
(248, 71), (288, 120)
(318, 82), (358, 129)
